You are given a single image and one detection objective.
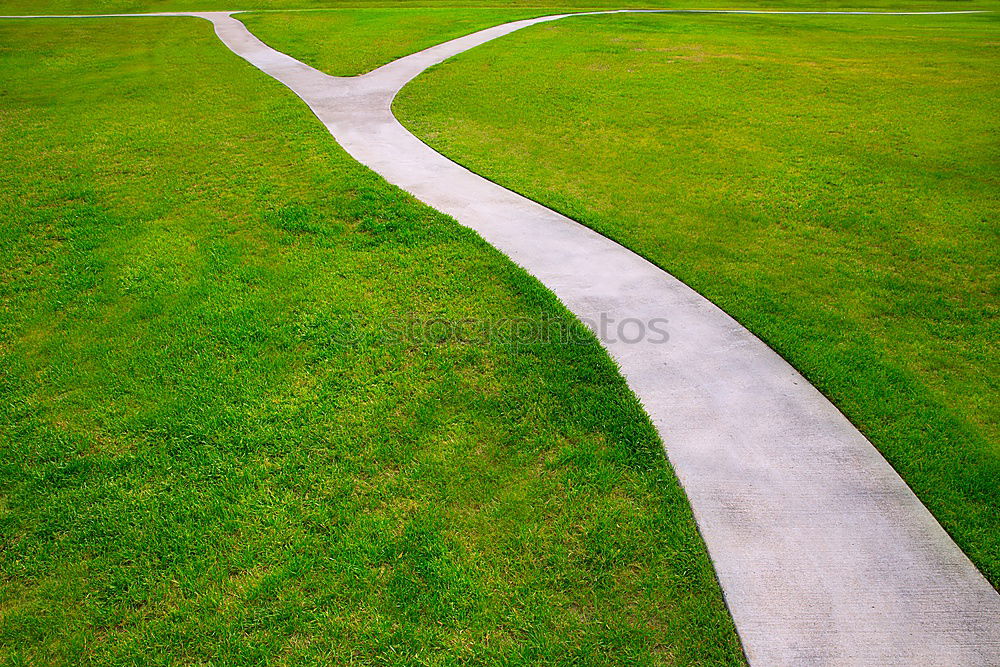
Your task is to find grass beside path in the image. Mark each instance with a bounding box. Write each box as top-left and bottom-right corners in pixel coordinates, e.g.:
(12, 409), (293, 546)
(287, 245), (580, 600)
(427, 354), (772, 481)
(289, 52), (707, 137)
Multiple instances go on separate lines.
(394, 11), (1000, 584)
(1, 1), (997, 18)
(0, 15), (745, 665)
(237, 8), (549, 76)
(234, 5), (1000, 79)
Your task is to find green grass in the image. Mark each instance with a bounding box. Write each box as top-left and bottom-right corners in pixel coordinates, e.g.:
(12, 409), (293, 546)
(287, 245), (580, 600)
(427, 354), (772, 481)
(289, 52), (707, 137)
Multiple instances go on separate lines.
(230, 3), (1000, 87)
(238, 8), (551, 76)
(395, 11), (1000, 585)
(1, 0), (997, 18)
(233, 6), (1000, 79)
(0, 14), (747, 665)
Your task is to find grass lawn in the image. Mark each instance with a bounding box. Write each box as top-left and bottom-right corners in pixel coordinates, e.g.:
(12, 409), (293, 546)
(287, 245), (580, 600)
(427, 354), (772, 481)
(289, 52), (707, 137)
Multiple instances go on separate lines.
(3, 1), (998, 17)
(394, 11), (1000, 585)
(0, 15), (745, 665)
(238, 9), (552, 77)
(235, 2), (1000, 79)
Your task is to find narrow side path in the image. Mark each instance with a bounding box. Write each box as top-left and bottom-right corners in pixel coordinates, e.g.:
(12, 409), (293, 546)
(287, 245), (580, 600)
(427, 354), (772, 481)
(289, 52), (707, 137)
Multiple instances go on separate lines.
(3, 9), (997, 665)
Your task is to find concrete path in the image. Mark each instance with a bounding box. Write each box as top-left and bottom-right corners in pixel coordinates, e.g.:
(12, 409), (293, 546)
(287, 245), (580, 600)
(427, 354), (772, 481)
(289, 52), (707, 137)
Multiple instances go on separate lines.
(3, 9), (998, 665)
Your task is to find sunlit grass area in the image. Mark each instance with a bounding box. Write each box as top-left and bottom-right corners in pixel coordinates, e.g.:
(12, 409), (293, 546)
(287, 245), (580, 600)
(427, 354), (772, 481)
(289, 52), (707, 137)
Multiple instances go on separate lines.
(0, 16), (744, 665)
(394, 11), (1000, 584)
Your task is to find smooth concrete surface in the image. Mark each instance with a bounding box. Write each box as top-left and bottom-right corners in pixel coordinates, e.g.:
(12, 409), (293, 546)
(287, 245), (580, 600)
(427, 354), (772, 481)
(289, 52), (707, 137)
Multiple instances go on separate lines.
(3, 9), (998, 665)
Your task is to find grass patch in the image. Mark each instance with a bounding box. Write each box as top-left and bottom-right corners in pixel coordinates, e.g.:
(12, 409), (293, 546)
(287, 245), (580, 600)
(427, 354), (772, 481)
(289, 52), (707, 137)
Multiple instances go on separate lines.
(0, 14), (745, 665)
(238, 9), (553, 77)
(1, 1), (997, 18)
(394, 11), (1000, 584)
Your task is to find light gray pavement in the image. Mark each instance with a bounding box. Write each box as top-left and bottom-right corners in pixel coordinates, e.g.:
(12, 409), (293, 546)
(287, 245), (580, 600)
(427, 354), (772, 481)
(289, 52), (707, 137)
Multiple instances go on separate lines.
(3, 9), (998, 665)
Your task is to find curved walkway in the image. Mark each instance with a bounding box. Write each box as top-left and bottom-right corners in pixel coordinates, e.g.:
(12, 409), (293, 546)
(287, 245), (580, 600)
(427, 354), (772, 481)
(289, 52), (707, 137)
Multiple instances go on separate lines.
(3, 9), (999, 665)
